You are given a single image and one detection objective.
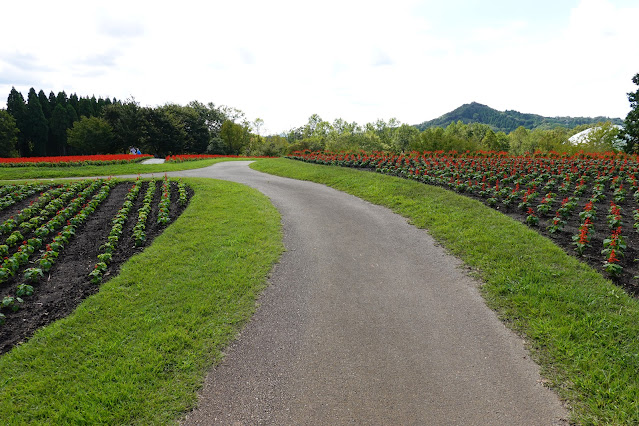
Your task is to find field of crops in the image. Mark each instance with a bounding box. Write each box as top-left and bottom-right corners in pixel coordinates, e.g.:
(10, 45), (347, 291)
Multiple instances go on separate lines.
(289, 150), (639, 294)
(0, 177), (191, 354)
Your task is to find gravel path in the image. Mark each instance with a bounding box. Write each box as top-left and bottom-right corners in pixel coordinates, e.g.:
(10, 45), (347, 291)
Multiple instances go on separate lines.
(170, 161), (569, 425)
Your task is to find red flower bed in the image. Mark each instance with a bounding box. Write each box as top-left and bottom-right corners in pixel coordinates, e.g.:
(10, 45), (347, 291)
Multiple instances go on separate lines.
(0, 154), (153, 167)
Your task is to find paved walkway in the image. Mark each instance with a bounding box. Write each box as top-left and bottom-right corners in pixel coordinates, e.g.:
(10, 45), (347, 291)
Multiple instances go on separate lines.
(169, 161), (568, 425)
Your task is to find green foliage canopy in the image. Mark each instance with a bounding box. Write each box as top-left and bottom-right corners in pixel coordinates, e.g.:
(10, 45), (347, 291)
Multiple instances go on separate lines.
(67, 116), (115, 154)
(622, 73), (639, 152)
(0, 110), (19, 157)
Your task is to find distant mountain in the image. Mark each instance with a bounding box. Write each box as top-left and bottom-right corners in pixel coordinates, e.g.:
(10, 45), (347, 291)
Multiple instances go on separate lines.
(415, 102), (624, 133)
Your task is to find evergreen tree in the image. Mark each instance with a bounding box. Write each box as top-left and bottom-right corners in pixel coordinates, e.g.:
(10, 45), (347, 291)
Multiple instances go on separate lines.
(25, 88), (48, 156)
(38, 90), (52, 120)
(96, 97), (106, 116)
(48, 91), (57, 110)
(56, 90), (68, 106)
(66, 104), (78, 125)
(63, 105), (78, 155)
(77, 97), (95, 117)
(50, 104), (69, 155)
(0, 110), (19, 157)
(6, 87), (28, 156)
(90, 95), (98, 115)
(69, 93), (79, 113)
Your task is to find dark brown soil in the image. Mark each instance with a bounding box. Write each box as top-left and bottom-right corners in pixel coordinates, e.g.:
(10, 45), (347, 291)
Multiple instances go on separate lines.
(0, 180), (193, 355)
(493, 193), (639, 296)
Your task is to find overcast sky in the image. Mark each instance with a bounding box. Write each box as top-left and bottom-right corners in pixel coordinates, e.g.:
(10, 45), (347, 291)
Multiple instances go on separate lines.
(1, 0), (638, 134)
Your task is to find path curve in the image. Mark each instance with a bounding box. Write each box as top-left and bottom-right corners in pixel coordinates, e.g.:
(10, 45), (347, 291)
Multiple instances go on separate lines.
(168, 161), (569, 424)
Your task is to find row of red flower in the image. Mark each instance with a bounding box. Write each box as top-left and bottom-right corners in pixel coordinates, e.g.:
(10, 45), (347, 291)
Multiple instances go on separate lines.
(0, 154), (152, 167)
(0, 154), (279, 167)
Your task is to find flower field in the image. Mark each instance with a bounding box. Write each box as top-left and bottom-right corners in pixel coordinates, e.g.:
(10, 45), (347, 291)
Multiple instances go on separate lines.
(289, 150), (639, 294)
(0, 154), (153, 167)
(0, 177), (192, 354)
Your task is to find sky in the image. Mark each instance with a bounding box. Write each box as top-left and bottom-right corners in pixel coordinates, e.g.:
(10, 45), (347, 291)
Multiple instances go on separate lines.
(1, 0), (638, 134)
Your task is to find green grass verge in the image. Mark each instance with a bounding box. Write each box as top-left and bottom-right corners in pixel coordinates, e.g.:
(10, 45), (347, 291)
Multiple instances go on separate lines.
(252, 158), (639, 425)
(0, 177), (283, 424)
(0, 158), (253, 180)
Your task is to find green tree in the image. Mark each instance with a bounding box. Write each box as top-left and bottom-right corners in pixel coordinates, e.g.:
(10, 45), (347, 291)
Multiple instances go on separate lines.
(161, 104), (209, 153)
(572, 122), (622, 152)
(6, 87), (28, 156)
(96, 97), (106, 116)
(48, 91), (57, 111)
(66, 104), (78, 126)
(529, 128), (571, 153)
(69, 93), (79, 114)
(0, 110), (19, 157)
(508, 126), (530, 155)
(67, 116), (114, 154)
(25, 88), (48, 156)
(140, 107), (186, 156)
(56, 91), (68, 107)
(102, 100), (143, 153)
(622, 73), (639, 153)
(38, 90), (51, 120)
(219, 120), (251, 154)
(391, 123), (420, 152)
(187, 101), (226, 153)
(50, 104), (70, 155)
(77, 97), (95, 117)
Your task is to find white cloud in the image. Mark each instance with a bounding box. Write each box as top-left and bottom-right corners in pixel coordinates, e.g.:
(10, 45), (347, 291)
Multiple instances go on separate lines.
(0, 0), (637, 133)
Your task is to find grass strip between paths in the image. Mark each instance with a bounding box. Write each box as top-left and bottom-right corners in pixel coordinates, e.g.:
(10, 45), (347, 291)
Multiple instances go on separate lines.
(0, 177), (283, 424)
(0, 157), (253, 180)
(252, 158), (639, 425)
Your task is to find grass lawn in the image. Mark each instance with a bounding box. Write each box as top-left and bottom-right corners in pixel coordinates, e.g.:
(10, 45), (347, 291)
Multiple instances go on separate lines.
(0, 176), (283, 424)
(252, 158), (639, 425)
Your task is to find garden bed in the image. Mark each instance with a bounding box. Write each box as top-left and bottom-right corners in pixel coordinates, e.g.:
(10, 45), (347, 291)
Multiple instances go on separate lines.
(0, 178), (192, 354)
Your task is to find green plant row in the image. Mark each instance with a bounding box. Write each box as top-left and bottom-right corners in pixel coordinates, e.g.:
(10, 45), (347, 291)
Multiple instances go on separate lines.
(0, 182), (51, 210)
(90, 178), (143, 283)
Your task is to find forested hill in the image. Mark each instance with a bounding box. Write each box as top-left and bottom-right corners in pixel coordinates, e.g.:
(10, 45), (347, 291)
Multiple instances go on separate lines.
(415, 102), (623, 133)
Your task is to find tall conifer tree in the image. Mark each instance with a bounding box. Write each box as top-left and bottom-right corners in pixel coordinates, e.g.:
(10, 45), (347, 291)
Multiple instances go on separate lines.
(6, 87), (29, 156)
(49, 104), (69, 155)
(25, 88), (48, 156)
(38, 89), (51, 120)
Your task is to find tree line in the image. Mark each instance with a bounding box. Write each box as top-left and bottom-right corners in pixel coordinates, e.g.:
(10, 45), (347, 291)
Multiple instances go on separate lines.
(0, 87), (287, 158)
(284, 115), (626, 155)
(1, 73), (638, 158)
(285, 73), (639, 155)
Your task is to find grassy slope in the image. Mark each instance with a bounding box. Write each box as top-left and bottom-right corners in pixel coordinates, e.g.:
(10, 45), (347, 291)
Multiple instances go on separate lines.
(0, 177), (283, 424)
(0, 158), (249, 180)
(252, 158), (639, 425)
